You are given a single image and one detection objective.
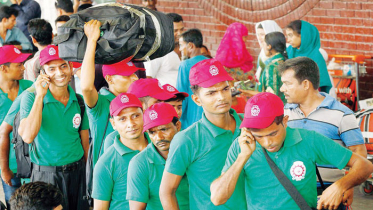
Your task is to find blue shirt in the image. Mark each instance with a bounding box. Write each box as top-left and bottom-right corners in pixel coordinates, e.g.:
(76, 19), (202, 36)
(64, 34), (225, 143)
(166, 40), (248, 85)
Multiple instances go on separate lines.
(11, 0), (41, 42)
(0, 27), (33, 51)
(176, 55), (207, 130)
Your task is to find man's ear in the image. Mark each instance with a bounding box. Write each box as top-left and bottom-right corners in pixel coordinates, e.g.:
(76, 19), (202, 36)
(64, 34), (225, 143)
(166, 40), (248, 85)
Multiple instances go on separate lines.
(105, 75), (113, 85)
(283, 115), (289, 128)
(175, 120), (181, 132)
(0, 65), (6, 73)
(191, 94), (202, 107)
(302, 80), (310, 90)
(31, 36), (37, 45)
(109, 118), (116, 130)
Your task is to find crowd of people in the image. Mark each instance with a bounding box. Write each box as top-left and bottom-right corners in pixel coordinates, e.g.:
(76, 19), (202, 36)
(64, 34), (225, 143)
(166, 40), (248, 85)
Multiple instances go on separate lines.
(0, 0), (373, 210)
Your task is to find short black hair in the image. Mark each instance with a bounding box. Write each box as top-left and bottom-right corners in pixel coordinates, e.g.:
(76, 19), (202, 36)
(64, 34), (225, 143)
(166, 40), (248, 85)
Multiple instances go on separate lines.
(0, 6), (18, 21)
(164, 94), (186, 102)
(171, 116), (179, 125)
(55, 0), (74, 13)
(9, 181), (63, 210)
(265, 32), (287, 59)
(78, 4), (93, 12)
(286, 20), (302, 35)
(191, 85), (201, 95)
(180, 29), (203, 48)
(55, 15), (70, 24)
(278, 57), (320, 90)
(167, 13), (183, 23)
(28, 19), (53, 46)
(249, 115), (284, 132)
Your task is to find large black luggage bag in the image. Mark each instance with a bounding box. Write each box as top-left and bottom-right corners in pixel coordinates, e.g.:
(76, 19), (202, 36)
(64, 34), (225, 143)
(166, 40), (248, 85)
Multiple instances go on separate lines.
(54, 3), (174, 64)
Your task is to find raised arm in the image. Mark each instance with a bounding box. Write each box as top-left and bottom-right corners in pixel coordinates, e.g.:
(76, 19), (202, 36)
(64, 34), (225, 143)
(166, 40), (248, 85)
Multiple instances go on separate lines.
(0, 122), (13, 186)
(80, 20), (101, 108)
(159, 171), (183, 210)
(210, 128), (255, 205)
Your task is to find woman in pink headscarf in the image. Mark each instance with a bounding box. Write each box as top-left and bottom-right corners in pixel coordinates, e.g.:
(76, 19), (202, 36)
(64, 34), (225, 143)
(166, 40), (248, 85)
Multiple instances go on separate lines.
(215, 22), (254, 81)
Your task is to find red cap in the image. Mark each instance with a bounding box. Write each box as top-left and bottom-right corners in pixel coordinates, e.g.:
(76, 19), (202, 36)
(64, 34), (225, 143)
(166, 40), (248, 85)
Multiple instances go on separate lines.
(127, 78), (176, 100)
(71, 62), (82, 69)
(0, 45), (31, 65)
(102, 60), (145, 78)
(189, 59), (233, 88)
(40, 45), (63, 66)
(240, 92), (284, 129)
(110, 93), (143, 116)
(143, 102), (178, 132)
(162, 84), (189, 98)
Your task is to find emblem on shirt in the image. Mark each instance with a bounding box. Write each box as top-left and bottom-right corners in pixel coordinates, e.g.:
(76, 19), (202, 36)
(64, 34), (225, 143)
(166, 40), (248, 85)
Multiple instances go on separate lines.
(167, 86), (175, 92)
(49, 47), (56, 56)
(127, 62), (133, 66)
(149, 110), (158, 120)
(209, 65), (219, 76)
(120, 95), (129, 103)
(14, 48), (21, 54)
(290, 161), (306, 181)
(73, 113), (81, 129)
(251, 105), (260, 116)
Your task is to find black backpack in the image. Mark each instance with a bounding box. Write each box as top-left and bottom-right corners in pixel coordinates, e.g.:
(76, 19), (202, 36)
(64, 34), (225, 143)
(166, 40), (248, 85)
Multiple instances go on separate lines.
(12, 90), (86, 178)
(54, 3), (174, 64)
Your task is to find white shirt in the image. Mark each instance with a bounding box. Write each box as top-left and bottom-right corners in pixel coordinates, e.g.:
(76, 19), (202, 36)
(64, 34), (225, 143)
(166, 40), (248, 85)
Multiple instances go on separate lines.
(144, 51), (180, 87)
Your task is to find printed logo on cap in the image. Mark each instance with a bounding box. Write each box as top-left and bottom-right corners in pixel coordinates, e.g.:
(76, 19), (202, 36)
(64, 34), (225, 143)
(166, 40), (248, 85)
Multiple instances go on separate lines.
(14, 48), (21, 54)
(72, 113), (81, 129)
(149, 110), (158, 120)
(127, 62), (133, 66)
(120, 95), (129, 103)
(209, 65), (219, 76)
(49, 47), (56, 56)
(290, 161), (306, 181)
(167, 86), (176, 92)
(251, 105), (260, 116)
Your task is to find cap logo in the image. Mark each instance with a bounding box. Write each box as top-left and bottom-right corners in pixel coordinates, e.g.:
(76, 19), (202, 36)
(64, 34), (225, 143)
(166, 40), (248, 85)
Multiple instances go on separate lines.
(49, 47), (56, 56)
(167, 86), (176, 92)
(209, 65), (219, 76)
(149, 110), (158, 120)
(127, 62), (133, 66)
(14, 48), (21, 54)
(251, 105), (260, 116)
(120, 95), (129, 103)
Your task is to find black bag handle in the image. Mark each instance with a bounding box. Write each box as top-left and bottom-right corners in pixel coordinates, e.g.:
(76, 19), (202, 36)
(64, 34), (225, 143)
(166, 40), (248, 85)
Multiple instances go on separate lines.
(262, 147), (312, 210)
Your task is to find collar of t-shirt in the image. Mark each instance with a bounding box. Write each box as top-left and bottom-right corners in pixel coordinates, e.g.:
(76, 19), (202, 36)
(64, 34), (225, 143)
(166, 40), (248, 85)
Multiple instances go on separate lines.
(99, 87), (116, 102)
(43, 85), (77, 106)
(265, 127), (303, 156)
(146, 143), (165, 165)
(284, 92), (333, 111)
(201, 108), (241, 138)
(114, 133), (151, 156)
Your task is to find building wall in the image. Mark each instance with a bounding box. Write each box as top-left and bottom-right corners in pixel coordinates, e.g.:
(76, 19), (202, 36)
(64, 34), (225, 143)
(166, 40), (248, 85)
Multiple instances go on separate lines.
(117, 0), (373, 99)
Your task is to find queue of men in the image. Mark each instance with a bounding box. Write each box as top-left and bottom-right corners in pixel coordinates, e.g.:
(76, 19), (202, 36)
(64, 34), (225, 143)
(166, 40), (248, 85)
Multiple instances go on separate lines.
(0, 3), (373, 210)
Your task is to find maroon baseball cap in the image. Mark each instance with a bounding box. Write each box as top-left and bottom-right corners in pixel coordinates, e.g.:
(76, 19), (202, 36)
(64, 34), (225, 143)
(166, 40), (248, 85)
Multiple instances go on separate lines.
(189, 59), (233, 88)
(240, 92), (284, 129)
(40, 45), (64, 66)
(102, 60), (145, 78)
(110, 93), (143, 116)
(162, 84), (189, 98)
(127, 78), (176, 100)
(143, 102), (178, 132)
(0, 45), (31, 65)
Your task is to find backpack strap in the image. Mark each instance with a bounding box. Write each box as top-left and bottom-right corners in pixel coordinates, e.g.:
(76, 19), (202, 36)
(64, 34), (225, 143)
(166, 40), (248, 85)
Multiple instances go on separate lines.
(75, 94), (86, 132)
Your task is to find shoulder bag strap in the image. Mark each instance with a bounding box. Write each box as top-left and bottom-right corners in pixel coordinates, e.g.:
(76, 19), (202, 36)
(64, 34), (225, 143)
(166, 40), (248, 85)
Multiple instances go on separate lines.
(262, 147), (312, 210)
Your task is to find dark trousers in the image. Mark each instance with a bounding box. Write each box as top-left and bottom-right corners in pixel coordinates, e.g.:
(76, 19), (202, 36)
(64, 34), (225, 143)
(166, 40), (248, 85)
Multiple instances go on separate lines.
(31, 158), (89, 210)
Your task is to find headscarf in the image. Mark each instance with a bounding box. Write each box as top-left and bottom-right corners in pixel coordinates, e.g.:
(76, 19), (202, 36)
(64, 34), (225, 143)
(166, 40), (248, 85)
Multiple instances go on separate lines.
(254, 20), (283, 80)
(215, 22), (253, 73)
(286, 20), (332, 93)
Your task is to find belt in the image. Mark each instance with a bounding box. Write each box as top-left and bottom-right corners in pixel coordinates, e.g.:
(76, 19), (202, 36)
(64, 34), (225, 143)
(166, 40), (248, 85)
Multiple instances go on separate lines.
(33, 158), (83, 173)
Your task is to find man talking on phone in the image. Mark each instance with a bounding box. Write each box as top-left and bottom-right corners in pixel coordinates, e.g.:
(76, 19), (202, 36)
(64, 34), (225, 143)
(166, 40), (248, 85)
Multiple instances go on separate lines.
(18, 45), (90, 210)
(210, 92), (373, 210)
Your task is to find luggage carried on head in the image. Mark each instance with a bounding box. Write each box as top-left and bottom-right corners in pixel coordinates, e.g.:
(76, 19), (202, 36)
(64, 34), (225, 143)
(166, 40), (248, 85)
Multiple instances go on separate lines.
(54, 3), (174, 64)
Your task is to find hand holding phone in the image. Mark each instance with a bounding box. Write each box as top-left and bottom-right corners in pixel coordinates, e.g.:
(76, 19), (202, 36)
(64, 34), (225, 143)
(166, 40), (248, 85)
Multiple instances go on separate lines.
(238, 128), (256, 159)
(35, 69), (50, 97)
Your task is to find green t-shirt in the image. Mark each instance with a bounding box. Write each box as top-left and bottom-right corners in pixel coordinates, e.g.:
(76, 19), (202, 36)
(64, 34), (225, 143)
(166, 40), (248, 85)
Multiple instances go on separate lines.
(0, 80), (33, 173)
(86, 88), (115, 168)
(92, 135), (150, 210)
(127, 143), (189, 210)
(223, 127), (352, 209)
(165, 109), (247, 210)
(20, 86), (89, 166)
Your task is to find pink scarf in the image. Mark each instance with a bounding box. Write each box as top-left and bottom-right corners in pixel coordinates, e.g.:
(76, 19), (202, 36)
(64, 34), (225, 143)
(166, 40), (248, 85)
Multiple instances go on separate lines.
(215, 22), (254, 73)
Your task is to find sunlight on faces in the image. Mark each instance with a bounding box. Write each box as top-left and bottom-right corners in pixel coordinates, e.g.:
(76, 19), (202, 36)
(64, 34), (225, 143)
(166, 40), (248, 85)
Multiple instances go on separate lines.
(43, 60), (72, 87)
(147, 121), (180, 151)
(192, 81), (232, 115)
(165, 100), (183, 119)
(179, 37), (189, 60)
(256, 28), (265, 48)
(280, 69), (308, 104)
(285, 28), (301, 49)
(111, 107), (144, 140)
(106, 73), (138, 94)
(3, 15), (16, 30)
(250, 116), (288, 153)
(173, 21), (184, 44)
(1, 62), (25, 80)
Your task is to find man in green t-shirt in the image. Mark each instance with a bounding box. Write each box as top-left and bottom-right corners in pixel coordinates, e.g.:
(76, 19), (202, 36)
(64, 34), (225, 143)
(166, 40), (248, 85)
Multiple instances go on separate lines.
(211, 92), (373, 210)
(127, 103), (189, 210)
(160, 59), (247, 210)
(18, 45), (90, 210)
(0, 45), (31, 208)
(92, 93), (149, 210)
